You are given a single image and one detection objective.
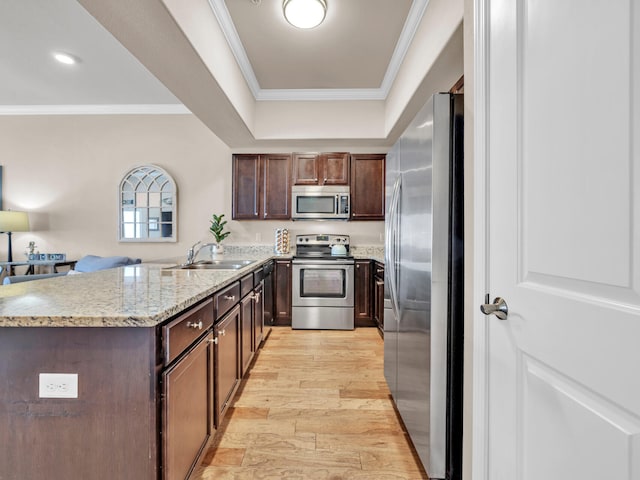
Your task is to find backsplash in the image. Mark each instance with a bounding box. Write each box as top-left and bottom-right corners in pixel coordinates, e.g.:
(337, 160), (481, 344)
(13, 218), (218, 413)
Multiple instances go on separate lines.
(223, 245), (282, 255)
(223, 243), (384, 259)
(350, 245), (384, 258)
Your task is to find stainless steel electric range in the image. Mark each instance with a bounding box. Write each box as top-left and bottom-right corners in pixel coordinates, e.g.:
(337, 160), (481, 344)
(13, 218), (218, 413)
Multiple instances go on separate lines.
(291, 234), (355, 330)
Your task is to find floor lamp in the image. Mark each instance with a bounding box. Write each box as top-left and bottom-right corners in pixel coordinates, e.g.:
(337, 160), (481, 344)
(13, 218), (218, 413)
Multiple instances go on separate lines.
(0, 211), (30, 263)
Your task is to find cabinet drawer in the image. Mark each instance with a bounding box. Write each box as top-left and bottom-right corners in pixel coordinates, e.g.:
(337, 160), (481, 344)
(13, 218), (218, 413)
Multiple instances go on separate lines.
(253, 267), (264, 286)
(163, 298), (214, 365)
(240, 274), (253, 299)
(214, 282), (240, 319)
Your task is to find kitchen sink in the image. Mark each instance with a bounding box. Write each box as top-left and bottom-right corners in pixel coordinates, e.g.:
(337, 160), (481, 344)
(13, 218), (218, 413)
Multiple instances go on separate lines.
(171, 259), (257, 270)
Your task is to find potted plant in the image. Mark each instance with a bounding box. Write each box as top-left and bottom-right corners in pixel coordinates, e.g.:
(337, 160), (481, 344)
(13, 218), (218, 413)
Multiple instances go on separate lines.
(209, 213), (231, 255)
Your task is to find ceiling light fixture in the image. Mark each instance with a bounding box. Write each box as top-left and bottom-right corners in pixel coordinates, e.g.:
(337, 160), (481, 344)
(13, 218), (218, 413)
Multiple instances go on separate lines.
(53, 52), (79, 65)
(283, 0), (327, 29)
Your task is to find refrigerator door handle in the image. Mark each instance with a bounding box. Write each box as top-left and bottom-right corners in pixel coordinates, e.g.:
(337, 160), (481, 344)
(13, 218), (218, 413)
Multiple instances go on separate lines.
(386, 176), (401, 319)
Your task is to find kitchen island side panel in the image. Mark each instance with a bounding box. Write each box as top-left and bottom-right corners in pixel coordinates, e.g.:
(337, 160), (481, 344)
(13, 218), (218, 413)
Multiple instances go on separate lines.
(0, 327), (160, 480)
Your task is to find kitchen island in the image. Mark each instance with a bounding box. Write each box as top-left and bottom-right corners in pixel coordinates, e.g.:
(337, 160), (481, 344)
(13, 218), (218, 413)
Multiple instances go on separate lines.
(0, 255), (274, 480)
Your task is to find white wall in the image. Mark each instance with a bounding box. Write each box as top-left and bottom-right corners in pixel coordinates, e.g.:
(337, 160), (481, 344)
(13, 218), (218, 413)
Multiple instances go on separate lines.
(0, 114), (383, 263)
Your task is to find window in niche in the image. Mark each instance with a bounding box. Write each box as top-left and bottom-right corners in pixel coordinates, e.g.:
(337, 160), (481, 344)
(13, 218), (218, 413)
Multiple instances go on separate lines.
(119, 165), (177, 242)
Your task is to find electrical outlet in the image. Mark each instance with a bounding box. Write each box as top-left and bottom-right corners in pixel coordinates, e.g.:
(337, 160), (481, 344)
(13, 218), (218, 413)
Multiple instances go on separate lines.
(39, 373), (78, 398)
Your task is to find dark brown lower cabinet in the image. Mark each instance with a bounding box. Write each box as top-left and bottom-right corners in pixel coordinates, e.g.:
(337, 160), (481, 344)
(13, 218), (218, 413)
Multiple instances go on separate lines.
(162, 331), (213, 480)
(0, 327), (160, 480)
(0, 264), (269, 480)
(214, 304), (241, 426)
(373, 262), (385, 334)
(253, 280), (264, 347)
(274, 259), (292, 326)
(240, 294), (254, 376)
(354, 259), (375, 327)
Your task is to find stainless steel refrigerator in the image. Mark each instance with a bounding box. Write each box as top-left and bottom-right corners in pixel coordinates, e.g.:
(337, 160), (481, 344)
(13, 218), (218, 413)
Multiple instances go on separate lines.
(384, 93), (464, 480)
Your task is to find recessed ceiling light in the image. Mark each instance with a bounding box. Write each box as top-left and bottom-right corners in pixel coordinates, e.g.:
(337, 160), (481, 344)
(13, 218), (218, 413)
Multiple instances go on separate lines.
(283, 0), (327, 29)
(53, 52), (79, 65)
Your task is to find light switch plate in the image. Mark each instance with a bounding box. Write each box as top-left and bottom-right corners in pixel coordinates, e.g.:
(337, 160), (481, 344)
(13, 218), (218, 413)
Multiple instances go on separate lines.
(39, 373), (78, 398)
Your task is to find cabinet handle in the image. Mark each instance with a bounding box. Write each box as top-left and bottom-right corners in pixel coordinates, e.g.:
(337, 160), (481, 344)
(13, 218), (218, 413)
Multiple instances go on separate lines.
(252, 292), (261, 303)
(209, 338), (218, 345)
(224, 295), (236, 301)
(323, 178), (327, 183)
(356, 264), (360, 268)
(187, 320), (203, 330)
(221, 329), (226, 336)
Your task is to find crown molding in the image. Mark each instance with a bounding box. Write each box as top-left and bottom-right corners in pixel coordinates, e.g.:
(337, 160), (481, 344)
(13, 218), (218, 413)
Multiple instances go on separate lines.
(209, 0), (429, 102)
(379, 0), (430, 97)
(256, 88), (386, 101)
(0, 104), (191, 115)
(208, 0), (261, 97)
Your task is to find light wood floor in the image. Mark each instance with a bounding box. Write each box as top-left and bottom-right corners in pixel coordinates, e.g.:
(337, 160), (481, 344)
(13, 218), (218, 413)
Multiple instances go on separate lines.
(192, 327), (429, 480)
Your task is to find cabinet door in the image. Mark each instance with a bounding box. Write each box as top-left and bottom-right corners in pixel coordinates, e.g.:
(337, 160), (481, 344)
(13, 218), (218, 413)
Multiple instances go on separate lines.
(253, 281), (264, 348)
(162, 332), (212, 480)
(350, 154), (385, 220)
(321, 152), (350, 185)
(240, 295), (253, 377)
(263, 262), (274, 326)
(292, 153), (320, 185)
(262, 154), (291, 219)
(354, 260), (373, 326)
(374, 268), (384, 332)
(232, 154), (260, 220)
(214, 304), (240, 426)
(274, 260), (292, 326)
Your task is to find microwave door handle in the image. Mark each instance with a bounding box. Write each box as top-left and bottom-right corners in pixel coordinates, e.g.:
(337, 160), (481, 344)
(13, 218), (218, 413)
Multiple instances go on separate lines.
(335, 195), (339, 214)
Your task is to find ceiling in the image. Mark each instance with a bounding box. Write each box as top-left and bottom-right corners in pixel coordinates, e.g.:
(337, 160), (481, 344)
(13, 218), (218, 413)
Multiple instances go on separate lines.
(223, 0), (413, 94)
(0, 0), (180, 108)
(1, 0), (463, 146)
(0, 0), (416, 107)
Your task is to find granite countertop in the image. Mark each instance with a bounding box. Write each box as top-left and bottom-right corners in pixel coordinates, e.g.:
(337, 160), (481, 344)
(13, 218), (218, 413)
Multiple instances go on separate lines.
(0, 246), (382, 328)
(0, 253), (274, 328)
(350, 246), (384, 264)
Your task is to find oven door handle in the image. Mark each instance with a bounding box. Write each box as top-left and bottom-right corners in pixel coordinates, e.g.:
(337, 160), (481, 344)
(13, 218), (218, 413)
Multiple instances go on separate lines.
(292, 260), (355, 266)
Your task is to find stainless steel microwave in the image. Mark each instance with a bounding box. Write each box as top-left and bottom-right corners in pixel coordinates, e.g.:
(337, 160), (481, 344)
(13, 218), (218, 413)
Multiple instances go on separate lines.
(291, 186), (350, 220)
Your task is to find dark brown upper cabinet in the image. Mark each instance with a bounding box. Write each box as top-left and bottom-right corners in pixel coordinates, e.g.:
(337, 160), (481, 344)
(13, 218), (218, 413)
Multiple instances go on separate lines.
(292, 152), (350, 186)
(232, 154), (291, 220)
(350, 154), (386, 221)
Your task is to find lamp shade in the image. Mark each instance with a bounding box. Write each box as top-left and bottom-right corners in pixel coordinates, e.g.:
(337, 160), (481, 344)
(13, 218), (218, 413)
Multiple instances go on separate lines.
(283, 0), (327, 29)
(0, 211), (30, 233)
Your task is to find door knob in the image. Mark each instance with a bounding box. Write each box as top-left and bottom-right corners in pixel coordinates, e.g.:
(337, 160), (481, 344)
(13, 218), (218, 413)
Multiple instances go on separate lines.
(480, 297), (509, 320)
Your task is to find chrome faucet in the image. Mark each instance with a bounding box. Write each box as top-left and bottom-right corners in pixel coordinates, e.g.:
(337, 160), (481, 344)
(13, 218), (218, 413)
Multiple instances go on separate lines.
(186, 242), (219, 265)
(195, 243), (217, 258)
(186, 241), (201, 265)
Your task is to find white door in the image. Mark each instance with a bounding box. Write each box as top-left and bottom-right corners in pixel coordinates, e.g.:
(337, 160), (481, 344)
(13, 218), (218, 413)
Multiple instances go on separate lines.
(474, 1), (640, 479)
